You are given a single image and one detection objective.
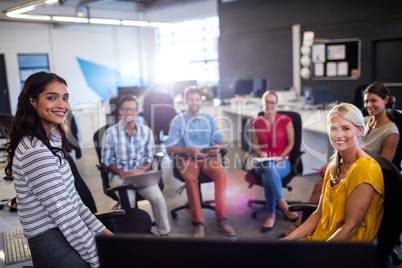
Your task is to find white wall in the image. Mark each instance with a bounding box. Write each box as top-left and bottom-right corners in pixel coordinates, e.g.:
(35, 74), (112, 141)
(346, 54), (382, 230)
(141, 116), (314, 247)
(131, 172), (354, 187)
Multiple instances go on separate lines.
(0, 0), (217, 114)
(0, 21), (152, 113)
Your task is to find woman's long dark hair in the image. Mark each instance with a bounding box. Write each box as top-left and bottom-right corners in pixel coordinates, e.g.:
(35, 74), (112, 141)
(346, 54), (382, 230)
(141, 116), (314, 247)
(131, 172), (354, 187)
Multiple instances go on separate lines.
(5, 72), (70, 176)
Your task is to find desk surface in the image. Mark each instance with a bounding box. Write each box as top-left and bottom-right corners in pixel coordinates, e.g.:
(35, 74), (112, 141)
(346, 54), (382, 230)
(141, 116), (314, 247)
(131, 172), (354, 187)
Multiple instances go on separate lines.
(0, 169), (33, 267)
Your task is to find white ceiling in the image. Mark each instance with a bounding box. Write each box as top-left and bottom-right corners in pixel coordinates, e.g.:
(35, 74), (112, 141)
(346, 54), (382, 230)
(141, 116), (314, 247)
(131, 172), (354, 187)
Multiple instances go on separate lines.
(0, 0), (196, 22)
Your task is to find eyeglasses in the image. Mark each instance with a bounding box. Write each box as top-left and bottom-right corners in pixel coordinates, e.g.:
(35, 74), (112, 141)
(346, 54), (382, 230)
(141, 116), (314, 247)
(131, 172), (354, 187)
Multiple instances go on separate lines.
(265, 101), (277, 105)
(119, 107), (138, 112)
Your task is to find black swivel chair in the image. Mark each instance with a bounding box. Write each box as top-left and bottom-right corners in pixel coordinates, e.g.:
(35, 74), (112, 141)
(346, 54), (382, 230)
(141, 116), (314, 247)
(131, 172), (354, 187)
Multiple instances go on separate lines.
(241, 111), (304, 219)
(68, 155), (152, 234)
(93, 124), (164, 210)
(170, 149), (227, 219)
(289, 154), (402, 268)
(388, 110), (402, 171)
(142, 92), (177, 145)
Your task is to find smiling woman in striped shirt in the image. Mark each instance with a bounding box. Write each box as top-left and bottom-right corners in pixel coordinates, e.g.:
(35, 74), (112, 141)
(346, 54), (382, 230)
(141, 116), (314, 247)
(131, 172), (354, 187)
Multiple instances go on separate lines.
(5, 72), (113, 268)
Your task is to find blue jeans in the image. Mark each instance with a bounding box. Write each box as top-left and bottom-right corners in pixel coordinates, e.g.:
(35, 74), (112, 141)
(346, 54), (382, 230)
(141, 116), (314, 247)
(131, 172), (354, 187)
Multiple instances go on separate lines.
(254, 159), (291, 213)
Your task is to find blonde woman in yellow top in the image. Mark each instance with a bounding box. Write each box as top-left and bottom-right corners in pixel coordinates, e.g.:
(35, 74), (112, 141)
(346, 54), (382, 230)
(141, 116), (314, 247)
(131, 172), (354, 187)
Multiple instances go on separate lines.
(283, 103), (384, 240)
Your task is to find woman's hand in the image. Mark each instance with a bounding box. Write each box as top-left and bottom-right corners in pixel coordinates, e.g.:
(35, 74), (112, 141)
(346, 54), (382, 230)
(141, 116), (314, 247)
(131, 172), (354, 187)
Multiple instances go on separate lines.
(98, 228), (114, 236)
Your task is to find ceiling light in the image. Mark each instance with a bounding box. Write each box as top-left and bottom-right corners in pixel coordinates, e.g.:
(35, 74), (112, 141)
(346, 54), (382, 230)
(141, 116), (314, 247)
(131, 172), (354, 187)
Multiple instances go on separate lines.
(149, 22), (171, 28)
(53, 16), (88, 23)
(89, 18), (121, 25)
(6, 6), (35, 16)
(121, 20), (149, 27)
(45, 0), (59, 4)
(7, 14), (51, 20)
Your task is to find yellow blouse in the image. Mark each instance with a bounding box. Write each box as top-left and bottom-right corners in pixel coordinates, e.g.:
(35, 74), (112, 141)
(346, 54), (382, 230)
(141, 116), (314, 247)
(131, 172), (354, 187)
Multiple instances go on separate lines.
(306, 157), (384, 240)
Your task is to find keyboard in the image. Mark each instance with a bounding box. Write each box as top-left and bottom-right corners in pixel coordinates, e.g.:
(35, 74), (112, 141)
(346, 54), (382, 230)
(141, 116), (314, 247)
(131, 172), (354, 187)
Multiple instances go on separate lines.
(3, 229), (31, 264)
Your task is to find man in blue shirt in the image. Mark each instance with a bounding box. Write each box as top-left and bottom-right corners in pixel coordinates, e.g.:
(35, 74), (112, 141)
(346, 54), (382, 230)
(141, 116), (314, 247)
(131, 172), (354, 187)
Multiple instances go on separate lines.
(102, 95), (170, 235)
(166, 87), (236, 238)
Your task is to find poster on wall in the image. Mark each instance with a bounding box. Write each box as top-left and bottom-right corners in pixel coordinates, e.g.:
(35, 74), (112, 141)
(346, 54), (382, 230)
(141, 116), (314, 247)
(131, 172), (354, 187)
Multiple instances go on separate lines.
(312, 38), (360, 80)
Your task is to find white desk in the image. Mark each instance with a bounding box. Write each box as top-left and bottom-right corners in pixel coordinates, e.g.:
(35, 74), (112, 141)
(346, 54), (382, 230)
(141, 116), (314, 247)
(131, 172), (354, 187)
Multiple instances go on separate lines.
(0, 169), (33, 268)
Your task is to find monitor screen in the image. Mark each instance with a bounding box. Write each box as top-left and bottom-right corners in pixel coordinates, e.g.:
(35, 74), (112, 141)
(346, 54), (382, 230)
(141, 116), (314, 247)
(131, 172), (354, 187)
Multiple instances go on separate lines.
(234, 80), (253, 96)
(117, 87), (147, 97)
(96, 234), (377, 268)
(173, 80), (198, 96)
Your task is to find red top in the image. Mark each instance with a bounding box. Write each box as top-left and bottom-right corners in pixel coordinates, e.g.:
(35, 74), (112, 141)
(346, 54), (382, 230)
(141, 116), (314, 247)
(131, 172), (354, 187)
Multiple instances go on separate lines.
(251, 113), (292, 157)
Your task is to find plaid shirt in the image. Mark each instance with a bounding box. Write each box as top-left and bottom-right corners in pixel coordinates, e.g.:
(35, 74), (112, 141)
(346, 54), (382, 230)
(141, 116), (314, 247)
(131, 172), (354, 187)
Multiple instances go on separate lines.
(101, 121), (155, 177)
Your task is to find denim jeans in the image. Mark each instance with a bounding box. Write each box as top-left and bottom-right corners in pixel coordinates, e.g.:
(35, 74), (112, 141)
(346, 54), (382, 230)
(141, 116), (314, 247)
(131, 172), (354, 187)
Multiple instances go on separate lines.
(254, 159), (291, 213)
(28, 228), (91, 268)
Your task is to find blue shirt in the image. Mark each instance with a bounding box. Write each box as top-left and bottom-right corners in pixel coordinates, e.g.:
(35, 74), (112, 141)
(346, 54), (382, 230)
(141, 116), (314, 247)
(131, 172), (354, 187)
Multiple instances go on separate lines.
(101, 121), (155, 177)
(166, 111), (224, 149)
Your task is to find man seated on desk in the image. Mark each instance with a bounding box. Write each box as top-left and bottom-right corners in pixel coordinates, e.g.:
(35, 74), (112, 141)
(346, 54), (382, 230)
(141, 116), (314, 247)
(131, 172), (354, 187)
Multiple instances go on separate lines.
(166, 86), (236, 238)
(102, 95), (170, 235)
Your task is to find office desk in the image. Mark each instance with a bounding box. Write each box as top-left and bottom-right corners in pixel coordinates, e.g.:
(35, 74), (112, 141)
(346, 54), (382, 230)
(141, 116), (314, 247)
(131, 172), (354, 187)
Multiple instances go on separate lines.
(0, 169), (33, 268)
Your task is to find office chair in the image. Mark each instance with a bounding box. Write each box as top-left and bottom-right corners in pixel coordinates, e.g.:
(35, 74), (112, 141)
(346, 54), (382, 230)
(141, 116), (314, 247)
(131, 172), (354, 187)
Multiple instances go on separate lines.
(68, 155), (153, 234)
(170, 149), (227, 219)
(93, 124), (165, 210)
(241, 111), (304, 219)
(142, 92), (177, 145)
(288, 154), (402, 268)
(388, 110), (402, 171)
(66, 113), (82, 159)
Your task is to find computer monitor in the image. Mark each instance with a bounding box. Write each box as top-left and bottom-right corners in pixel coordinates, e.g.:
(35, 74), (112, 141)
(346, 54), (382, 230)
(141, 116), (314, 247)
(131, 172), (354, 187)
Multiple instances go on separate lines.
(234, 79), (253, 96)
(173, 80), (198, 97)
(117, 86), (147, 97)
(96, 234), (377, 268)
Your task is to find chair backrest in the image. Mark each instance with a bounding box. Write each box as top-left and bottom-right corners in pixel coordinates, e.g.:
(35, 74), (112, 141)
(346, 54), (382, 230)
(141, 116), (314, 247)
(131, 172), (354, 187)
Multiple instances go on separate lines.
(142, 92), (177, 144)
(372, 154), (402, 268)
(254, 111), (303, 174)
(93, 123), (119, 202)
(388, 110), (402, 170)
(68, 154), (98, 214)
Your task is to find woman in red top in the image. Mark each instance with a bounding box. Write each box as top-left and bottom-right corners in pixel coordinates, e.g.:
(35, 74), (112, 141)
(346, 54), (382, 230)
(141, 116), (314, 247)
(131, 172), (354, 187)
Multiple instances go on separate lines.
(252, 91), (299, 232)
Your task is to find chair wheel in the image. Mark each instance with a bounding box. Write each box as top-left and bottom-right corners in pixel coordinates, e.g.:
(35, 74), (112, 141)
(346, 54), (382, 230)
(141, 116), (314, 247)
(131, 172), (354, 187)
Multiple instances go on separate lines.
(171, 211), (177, 219)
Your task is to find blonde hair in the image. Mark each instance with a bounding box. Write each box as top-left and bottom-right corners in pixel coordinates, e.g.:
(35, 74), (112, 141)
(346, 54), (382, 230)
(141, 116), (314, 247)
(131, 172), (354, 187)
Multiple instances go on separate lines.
(261, 91), (278, 107)
(327, 103), (365, 183)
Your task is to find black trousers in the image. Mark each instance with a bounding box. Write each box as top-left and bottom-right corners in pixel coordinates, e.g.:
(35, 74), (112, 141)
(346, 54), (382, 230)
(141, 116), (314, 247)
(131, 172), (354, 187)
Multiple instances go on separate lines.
(28, 227), (91, 268)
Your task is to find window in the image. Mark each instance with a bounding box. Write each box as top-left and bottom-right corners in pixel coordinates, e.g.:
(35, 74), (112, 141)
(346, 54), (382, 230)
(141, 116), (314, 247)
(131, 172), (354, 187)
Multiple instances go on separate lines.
(18, 54), (49, 88)
(156, 16), (220, 84)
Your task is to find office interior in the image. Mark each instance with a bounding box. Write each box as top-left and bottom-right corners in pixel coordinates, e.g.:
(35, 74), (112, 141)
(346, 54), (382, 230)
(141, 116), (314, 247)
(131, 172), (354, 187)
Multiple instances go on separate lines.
(1, 0), (402, 267)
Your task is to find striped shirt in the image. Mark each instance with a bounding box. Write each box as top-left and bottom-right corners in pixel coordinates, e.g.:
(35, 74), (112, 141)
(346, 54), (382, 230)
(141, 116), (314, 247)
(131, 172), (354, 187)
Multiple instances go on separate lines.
(12, 130), (105, 268)
(101, 121), (155, 176)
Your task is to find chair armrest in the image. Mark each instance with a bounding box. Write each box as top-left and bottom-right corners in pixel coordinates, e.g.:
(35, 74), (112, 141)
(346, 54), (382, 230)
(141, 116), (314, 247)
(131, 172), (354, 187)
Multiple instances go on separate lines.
(290, 151), (305, 175)
(288, 202), (318, 223)
(241, 147), (255, 170)
(106, 184), (137, 196)
(94, 209), (126, 234)
(94, 209), (126, 220)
